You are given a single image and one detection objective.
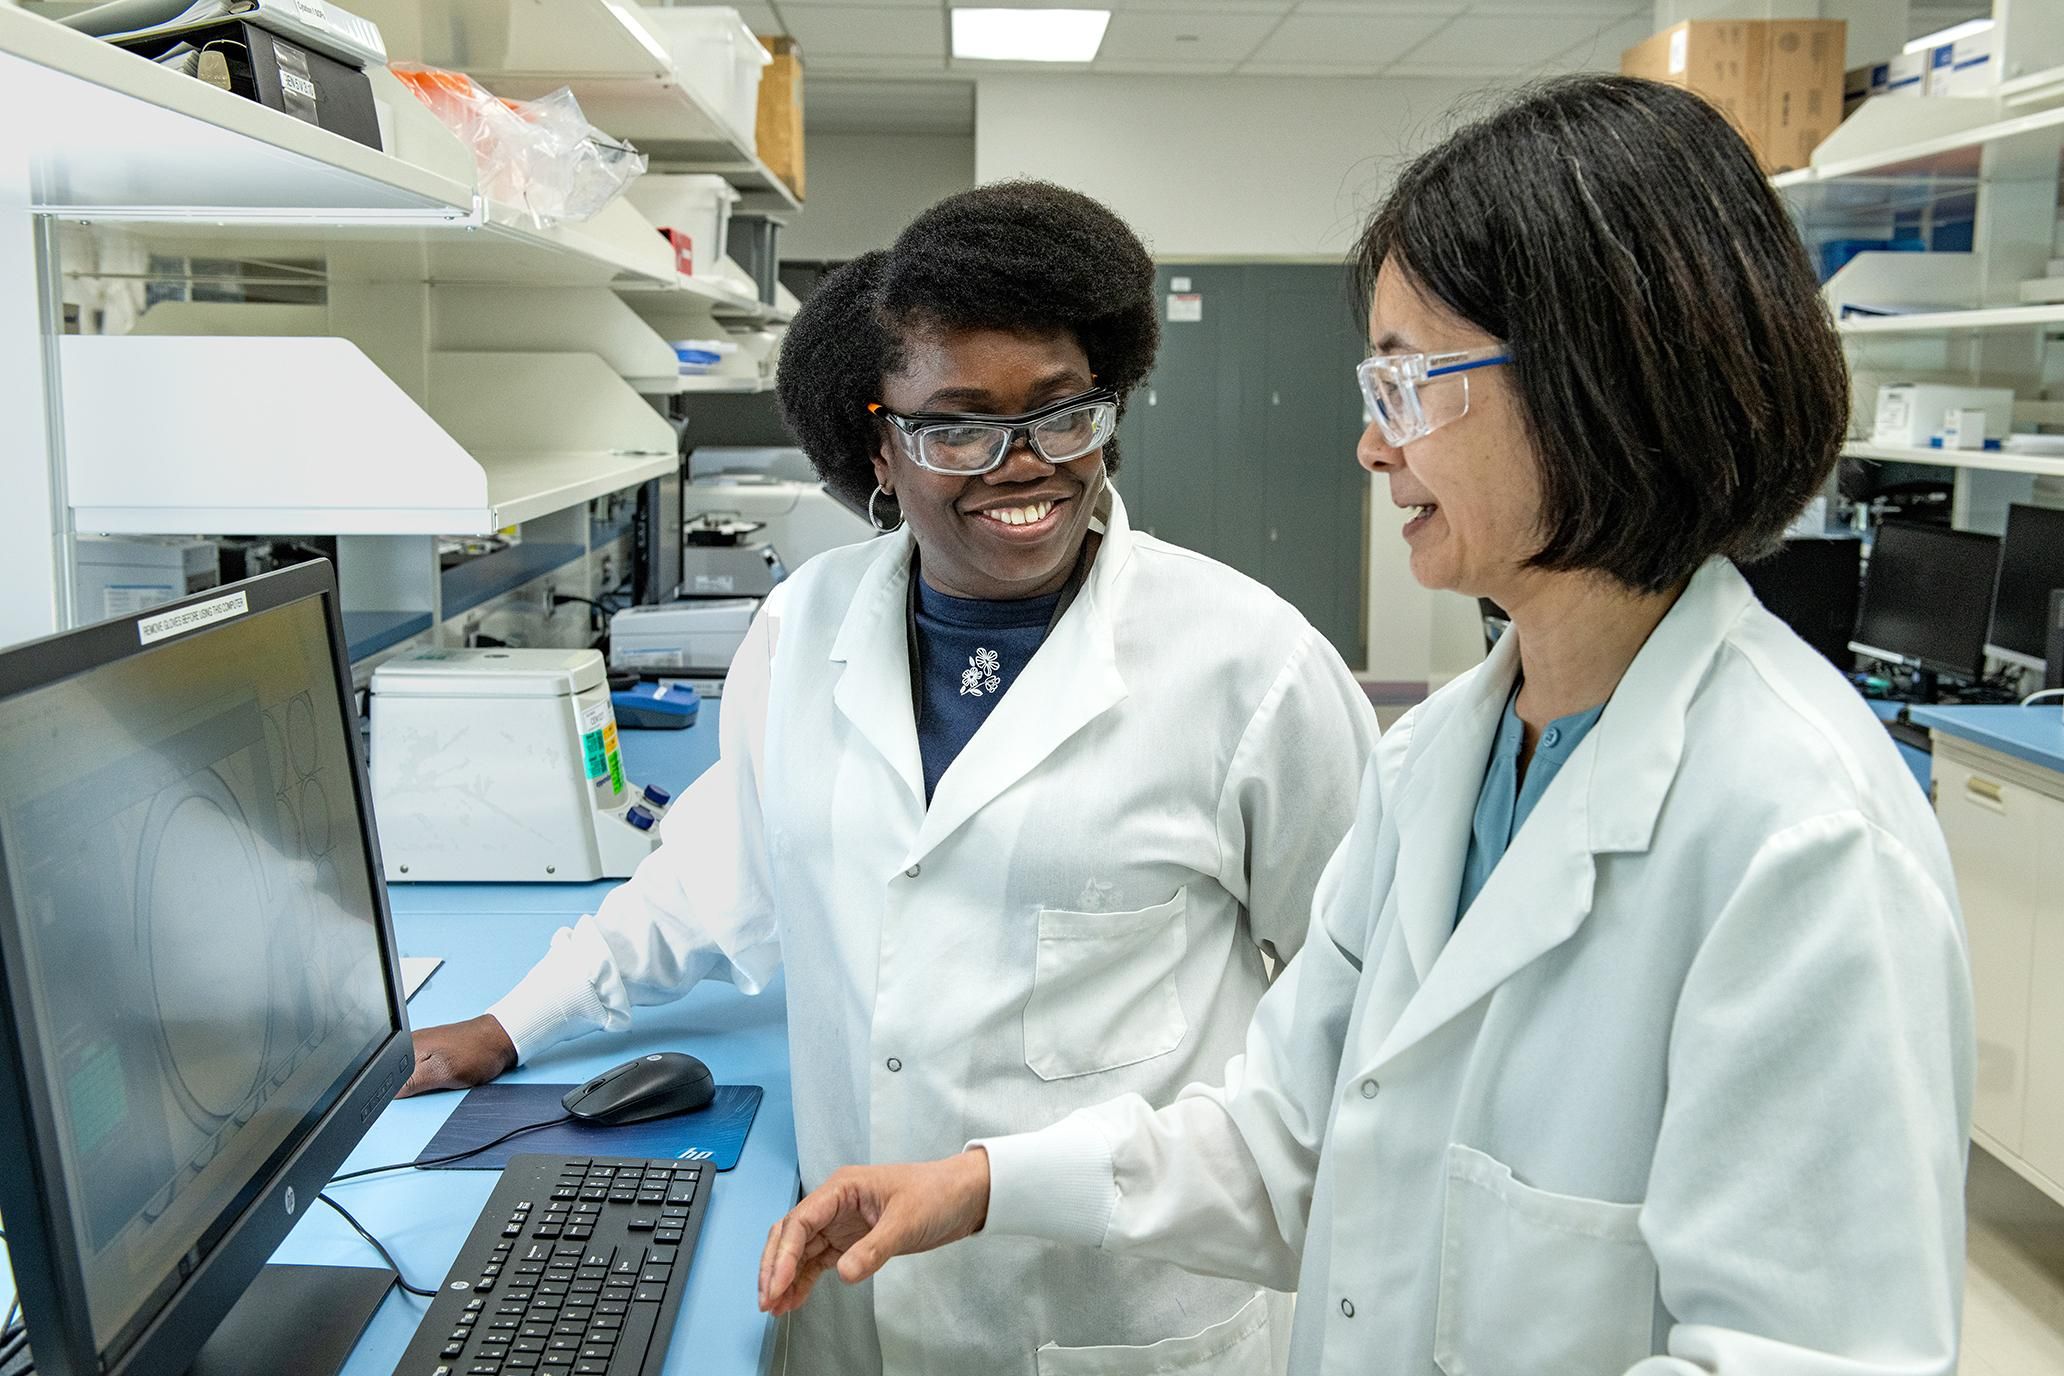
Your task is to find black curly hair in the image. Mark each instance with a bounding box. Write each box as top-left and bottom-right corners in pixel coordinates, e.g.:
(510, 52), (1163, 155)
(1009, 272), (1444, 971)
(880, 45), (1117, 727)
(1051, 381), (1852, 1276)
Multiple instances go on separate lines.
(776, 180), (1160, 516)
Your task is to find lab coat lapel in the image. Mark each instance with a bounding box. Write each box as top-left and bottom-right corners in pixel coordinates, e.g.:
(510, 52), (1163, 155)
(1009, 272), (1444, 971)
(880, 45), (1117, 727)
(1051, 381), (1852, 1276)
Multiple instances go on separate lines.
(906, 492), (1137, 866)
(1369, 560), (1751, 1069)
(1387, 633), (1520, 984)
(829, 530), (926, 805)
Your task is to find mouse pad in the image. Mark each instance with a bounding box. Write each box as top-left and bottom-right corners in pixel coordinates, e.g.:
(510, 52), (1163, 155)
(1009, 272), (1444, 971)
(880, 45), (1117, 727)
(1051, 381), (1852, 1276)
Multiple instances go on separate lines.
(416, 1083), (764, 1172)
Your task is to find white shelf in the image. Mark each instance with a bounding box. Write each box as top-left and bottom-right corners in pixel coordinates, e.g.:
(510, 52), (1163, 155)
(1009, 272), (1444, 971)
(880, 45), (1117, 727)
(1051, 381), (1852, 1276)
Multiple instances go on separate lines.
(1842, 442), (2064, 478)
(1777, 98), (2064, 190)
(346, 0), (802, 212)
(1839, 304), (2064, 335)
(0, 7), (475, 220)
(61, 337), (674, 535)
(632, 374), (773, 396)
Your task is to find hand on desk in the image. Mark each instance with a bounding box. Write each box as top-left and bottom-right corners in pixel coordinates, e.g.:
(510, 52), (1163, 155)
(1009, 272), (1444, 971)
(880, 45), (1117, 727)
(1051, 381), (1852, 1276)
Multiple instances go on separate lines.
(758, 1150), (991, 1316)
(399, 1015), (518, 1097)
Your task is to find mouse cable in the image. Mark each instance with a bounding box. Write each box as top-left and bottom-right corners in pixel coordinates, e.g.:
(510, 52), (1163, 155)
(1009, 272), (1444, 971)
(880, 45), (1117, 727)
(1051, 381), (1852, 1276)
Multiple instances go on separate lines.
(315, 1194), (439, 1299)
(328, 1113), (575, 1185)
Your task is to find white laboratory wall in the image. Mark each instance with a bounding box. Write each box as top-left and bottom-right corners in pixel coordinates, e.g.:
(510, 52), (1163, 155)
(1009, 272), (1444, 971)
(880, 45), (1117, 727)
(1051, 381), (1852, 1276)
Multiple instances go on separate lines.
(975, 74), (1489, 261)
(780, 133), (976, 261)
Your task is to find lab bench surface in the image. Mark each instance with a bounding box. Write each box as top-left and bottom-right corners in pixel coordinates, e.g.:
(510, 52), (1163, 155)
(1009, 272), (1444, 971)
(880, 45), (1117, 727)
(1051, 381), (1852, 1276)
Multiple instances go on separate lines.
(1909, 704), (2064, 778)
(0, 708), (797, 1376)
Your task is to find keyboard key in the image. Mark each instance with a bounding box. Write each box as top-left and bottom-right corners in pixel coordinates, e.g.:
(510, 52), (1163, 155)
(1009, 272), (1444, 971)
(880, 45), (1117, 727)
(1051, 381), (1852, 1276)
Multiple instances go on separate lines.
(648, 1248), (677, 1265)
(442, 1343), (465, 1359)
(520, 1327), (552, 1342)
(654, 1230), (684, 1244)
(574, 1363), (609, 1376)
(638, 1267), (670, 1285)
(626, 1217), (655, 1232)
(595, 1302), (627, 1318)
(553, 1244), (585, 1258)
(466, 1299), (487, 1312)
(578, 1347), (614, 1362)
(633, 1286), (666, 1304)
(504, 1357), (539, 1372)
(611, 1252), (645, 1276)
(501, 1224), (523, 1238)
(548, 1337), (582, 1352)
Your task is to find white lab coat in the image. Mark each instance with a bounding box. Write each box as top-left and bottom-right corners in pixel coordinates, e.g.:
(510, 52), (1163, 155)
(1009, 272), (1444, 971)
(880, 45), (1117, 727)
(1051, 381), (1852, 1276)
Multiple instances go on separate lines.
(490, 490), (1379, 1374)
(980, 558), (1976, 1375)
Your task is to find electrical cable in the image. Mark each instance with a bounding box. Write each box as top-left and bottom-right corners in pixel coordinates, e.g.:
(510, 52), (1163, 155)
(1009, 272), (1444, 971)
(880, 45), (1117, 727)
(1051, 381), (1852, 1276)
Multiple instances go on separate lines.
(2023, 688), (2064, 707)
(552, 594), (619, 621)
(328, 1114), (573, 1185)
(315, 1195), (437, 1299)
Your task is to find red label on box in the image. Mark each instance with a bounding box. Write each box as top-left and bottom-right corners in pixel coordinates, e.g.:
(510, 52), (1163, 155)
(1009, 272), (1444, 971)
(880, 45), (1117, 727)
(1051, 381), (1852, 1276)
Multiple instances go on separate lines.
(658, 228), (694, 276)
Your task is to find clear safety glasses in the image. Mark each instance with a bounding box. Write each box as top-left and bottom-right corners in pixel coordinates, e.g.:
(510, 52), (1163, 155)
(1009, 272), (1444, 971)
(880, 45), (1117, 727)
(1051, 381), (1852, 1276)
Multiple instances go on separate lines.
(869, 388), (1119, 476)
(1356, 346), (1511, 447)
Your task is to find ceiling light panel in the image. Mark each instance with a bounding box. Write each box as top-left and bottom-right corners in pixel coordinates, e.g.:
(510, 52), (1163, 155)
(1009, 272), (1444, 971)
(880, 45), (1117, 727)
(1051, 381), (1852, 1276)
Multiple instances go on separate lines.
(952, 8), (1113, 62)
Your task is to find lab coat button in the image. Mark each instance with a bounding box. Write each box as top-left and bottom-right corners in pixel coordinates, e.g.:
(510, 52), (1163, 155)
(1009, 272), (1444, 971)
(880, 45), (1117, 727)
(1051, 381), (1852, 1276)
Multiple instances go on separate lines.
(886, 1058), (902, 1072)
(1339, 1298), (1354, 1318)
(905, 865), (921, 878)
(1359, 1080), (1379, 1099)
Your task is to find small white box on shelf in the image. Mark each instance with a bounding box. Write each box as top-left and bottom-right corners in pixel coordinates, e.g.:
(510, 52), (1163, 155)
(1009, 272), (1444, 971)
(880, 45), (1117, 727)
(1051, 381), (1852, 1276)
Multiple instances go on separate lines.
(1925, 26), (1995, 97)
(628, 173), (741, 277)
(1942, 408), (1988, 450)
(636, 7), (772, 150)
(1873, 383), (2015, 447)
(1871, 50), (1929, 98)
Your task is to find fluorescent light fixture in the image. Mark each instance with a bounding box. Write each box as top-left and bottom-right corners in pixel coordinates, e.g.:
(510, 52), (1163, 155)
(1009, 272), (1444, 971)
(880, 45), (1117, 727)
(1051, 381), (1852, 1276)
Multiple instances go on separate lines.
(952, 8), (1111, 62)
(1903, 17), (1992, 54)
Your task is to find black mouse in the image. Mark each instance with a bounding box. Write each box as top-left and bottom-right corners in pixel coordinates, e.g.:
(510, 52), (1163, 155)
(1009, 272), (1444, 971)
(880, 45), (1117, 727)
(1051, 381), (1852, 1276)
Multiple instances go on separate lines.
(562, 1052), (715, 1126)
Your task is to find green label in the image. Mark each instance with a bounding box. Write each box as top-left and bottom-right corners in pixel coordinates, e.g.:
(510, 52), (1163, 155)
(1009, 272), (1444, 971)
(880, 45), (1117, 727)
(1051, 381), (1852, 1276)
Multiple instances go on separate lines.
(581, 728), (607, 781)
(606, 746), (625, 795)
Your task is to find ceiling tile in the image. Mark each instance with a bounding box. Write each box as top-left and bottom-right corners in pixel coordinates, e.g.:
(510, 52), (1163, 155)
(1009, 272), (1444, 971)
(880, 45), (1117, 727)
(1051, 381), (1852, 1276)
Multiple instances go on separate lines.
(805, 77), (976, 132)
(1394, 12), (1622, 67)
(808, 54), (957, 75)
(1091, 58), (1245, 73)
(1096, 9), (1281, 64)
(730, 1), (785, 34)
(1468, 1), (1647, 15)
(1243, 11), (1451, 67)
(1115, 0), (1293, 12)
(779, 4), (946, 56)
(1553, 13), (1654, 70)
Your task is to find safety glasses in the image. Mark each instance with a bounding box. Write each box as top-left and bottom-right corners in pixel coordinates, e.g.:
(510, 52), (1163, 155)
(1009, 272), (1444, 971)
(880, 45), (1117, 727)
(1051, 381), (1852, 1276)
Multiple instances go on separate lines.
(1356, 346), (1511, 447)
(869, 388), (1119, 476)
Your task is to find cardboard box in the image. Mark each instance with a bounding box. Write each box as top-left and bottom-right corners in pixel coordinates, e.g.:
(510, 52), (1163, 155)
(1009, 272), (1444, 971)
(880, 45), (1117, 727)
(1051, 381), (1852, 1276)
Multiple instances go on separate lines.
(1622, 19), (1846, 173)
(756, 36), (805, 202)
(1843, 62), (1873, 118)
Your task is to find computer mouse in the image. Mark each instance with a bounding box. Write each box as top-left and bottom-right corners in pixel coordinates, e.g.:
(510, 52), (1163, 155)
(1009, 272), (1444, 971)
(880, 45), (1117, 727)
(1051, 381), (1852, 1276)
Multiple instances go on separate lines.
(562, 1052), (715, 1126)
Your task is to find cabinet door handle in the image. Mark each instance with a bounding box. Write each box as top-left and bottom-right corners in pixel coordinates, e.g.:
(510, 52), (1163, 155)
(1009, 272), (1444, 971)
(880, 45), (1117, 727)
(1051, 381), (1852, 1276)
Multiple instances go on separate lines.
(1965, 775), (2005, 809)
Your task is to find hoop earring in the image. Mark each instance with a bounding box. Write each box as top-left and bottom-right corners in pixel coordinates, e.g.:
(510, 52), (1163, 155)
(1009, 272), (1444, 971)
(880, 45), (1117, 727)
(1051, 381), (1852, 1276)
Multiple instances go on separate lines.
(869, 484), (903, 533)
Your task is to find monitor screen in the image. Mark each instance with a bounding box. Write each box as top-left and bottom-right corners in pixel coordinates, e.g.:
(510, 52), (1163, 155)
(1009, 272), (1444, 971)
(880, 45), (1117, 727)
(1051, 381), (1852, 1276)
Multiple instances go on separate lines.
(1852, 522), (2001, 679)
(0, 588), (396, 1359)
(1988, 504), (2064, 665)
(1738, 537), (1863, 667)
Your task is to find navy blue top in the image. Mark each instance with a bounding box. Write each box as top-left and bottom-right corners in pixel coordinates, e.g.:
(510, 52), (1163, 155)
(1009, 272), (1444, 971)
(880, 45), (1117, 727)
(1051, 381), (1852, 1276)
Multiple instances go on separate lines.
(912, 577), (1065, 801)
(1454, 687), (1605, 928)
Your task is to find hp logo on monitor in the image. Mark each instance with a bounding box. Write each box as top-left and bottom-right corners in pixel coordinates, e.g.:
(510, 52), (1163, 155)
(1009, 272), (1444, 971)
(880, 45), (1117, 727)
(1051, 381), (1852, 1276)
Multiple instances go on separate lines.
(284, 1187), (297, 1216)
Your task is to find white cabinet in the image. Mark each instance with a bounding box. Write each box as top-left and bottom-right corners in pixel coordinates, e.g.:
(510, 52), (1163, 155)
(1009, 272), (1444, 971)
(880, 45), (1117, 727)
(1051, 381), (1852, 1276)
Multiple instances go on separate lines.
(1934, 737), (2064, 1204)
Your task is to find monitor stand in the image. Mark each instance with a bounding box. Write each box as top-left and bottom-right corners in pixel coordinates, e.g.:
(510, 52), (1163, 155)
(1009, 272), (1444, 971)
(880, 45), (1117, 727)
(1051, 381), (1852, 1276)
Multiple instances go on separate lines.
(185, 1264), (394, 1376)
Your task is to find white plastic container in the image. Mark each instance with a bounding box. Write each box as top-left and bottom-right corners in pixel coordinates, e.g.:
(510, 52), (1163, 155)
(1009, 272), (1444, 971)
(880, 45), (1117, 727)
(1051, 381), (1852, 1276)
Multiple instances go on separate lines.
(639, 7), (772, 151)
(628, 172), (741, 276)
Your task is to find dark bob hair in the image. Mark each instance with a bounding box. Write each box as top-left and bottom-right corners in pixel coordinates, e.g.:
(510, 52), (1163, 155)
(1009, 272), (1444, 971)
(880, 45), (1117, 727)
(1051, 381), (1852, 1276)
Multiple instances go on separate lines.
(777, 180), (1160, 516)
(1356, 74), (1849, 593)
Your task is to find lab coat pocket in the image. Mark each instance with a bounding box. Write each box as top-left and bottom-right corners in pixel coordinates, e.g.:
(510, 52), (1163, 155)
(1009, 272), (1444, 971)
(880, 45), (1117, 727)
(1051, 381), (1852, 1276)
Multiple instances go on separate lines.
(1433, 1144), (1657, 1376)
(1024, 890), (1189, 1081)
(1035, 1291), (1270, 1375)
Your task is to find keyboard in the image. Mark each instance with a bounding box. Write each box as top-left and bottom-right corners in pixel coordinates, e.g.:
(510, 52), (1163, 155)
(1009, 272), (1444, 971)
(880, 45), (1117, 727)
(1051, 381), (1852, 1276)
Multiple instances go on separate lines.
(391, 1154), (713, 1376)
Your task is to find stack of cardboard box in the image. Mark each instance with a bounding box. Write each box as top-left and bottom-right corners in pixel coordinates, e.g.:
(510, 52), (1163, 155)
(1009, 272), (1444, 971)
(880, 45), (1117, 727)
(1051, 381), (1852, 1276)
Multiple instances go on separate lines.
(1621, 19), (1845, 175)
(758, 36), (805, 201)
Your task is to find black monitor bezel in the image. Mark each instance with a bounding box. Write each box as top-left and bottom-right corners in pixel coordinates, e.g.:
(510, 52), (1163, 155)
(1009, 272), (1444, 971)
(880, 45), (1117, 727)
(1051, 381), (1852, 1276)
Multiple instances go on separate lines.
(0, 561), (417, 1376)
(1851, 521), (2002, 681)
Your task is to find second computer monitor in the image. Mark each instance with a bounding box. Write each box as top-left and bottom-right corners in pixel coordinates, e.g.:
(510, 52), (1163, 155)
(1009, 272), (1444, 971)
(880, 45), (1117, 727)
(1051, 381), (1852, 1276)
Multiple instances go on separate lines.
(1852, 521), (2002, 682)
(1987, 503), (2064, 672)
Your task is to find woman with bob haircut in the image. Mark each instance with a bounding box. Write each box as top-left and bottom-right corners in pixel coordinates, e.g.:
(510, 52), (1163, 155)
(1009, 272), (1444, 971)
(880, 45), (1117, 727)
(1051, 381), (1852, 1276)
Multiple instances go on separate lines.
(761, 75), (1977, 1375)
(402, 180), (1378, 1373)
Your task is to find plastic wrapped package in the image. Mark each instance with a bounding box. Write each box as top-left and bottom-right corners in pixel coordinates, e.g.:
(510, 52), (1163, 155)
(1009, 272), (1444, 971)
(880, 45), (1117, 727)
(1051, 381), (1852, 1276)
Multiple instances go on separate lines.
(392, 64), (647, 227)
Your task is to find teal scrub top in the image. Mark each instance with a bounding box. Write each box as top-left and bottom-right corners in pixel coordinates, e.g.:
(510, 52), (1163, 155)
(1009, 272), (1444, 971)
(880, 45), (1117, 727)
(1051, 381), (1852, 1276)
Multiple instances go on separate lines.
(1455, 688), (1605, 927)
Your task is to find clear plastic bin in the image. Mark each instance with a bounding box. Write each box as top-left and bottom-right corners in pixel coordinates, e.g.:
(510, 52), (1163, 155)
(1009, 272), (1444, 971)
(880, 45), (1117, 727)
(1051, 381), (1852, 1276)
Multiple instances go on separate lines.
(638, 7), (772, 151)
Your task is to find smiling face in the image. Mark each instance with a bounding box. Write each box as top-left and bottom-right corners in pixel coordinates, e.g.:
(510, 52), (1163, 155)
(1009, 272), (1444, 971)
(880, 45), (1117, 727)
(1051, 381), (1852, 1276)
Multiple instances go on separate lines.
(1357, 262), (1546, 607)
(873, 326), (1108, 601)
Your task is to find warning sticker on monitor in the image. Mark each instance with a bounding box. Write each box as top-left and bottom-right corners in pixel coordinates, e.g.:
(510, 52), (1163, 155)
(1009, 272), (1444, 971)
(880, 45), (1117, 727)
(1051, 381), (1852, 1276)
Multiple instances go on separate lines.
(138, 591), (249, 647)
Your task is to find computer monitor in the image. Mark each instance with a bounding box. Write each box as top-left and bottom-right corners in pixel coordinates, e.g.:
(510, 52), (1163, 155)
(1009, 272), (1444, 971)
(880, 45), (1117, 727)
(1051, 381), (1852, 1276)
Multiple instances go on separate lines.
(1986, 504), (2064, 672)
(0, 562), (415, 1376)
(1851, 521), (2002, 683)
(1738, 536), (1864, 668)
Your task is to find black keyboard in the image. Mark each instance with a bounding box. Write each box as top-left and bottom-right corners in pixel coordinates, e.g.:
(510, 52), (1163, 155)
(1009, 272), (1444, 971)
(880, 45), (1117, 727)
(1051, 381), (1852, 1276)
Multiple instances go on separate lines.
(391, 1154), (712, 1376)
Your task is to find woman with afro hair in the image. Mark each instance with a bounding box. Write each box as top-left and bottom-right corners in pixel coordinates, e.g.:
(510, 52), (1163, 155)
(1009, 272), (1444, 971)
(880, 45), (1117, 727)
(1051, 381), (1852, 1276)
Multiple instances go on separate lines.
(403, 180), (1378, 1372)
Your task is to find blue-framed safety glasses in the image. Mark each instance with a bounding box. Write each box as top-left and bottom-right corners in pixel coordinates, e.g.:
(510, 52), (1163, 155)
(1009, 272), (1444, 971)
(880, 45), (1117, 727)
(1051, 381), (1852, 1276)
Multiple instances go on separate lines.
(1356, 346), (1511, 447)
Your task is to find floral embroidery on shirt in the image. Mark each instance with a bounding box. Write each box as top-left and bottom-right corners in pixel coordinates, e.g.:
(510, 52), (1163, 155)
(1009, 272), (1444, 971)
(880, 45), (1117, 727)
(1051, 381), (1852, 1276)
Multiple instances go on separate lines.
(961, 648), (1003, 697)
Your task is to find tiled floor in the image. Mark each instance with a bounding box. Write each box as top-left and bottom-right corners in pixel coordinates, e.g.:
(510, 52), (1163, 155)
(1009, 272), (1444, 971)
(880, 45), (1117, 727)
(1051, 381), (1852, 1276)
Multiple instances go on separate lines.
(1965, 1148), (2064, 1375)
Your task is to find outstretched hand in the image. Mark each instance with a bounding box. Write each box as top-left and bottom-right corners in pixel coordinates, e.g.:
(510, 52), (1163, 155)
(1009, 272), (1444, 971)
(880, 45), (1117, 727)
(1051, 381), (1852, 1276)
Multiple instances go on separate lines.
(757, 1150), (992, 1315)
(398, 1015), (518, 1097)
